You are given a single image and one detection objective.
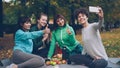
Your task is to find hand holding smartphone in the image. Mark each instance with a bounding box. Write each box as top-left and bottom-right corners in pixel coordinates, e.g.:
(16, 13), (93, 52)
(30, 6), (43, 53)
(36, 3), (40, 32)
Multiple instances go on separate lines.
(89, 6), (99, 13)
(89, 6), (104, 19)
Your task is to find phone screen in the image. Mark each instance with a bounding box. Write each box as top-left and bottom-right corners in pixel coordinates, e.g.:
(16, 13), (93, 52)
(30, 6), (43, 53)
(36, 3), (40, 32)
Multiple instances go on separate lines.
(89, 6), (99, 13)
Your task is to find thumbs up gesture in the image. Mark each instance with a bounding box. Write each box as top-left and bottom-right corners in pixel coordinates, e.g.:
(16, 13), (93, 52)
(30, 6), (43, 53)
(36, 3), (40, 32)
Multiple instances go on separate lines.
(66, 28), (71, 34)
(43, 24), (50, 34)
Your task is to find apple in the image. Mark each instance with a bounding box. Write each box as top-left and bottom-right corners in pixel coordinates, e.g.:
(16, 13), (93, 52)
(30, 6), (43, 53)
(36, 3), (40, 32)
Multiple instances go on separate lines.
(57, 61), (62, 64)
(50, 61), (53, 64)
(46, 61), (50, 65)
(53, 59), (58, 63)
(51, 61), (57, 66)
(61, 60), (67, 64)
(57, 54), (62, 59)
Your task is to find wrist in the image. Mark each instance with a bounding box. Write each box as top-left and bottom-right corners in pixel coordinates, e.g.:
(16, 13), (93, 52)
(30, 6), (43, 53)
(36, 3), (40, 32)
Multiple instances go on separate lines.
(48, 57), (51, 60)
(99, 16), (104, 20)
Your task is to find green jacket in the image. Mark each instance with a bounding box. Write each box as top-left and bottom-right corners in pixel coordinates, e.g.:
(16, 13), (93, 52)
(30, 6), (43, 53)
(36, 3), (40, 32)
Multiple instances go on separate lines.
(48, 24), (80, 59)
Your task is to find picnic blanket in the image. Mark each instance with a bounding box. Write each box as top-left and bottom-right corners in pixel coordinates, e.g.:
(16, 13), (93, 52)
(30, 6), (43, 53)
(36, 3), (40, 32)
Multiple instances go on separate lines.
(0, 58), (120, 68)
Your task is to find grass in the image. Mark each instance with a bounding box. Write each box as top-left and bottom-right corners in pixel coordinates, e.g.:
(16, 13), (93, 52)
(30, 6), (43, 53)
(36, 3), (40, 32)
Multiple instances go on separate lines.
(76, 28), (120, 58)
(101, 29), (120, 57)
(0, 28), (120, 60)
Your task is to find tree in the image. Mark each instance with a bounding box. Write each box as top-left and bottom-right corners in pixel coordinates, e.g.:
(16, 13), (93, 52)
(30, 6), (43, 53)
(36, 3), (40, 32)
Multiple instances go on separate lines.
(0, 0), (3, 37)
(2, 0), (120, 33)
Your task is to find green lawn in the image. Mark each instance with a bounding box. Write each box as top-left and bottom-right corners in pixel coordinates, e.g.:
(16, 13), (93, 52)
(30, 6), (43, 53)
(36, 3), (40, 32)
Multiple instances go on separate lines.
(76, 28), (120, 58)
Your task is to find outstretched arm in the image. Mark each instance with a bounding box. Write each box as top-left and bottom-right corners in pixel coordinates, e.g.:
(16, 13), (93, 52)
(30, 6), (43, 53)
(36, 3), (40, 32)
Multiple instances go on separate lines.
(98, 7), (104, 29)
(94, 7), (104, 29)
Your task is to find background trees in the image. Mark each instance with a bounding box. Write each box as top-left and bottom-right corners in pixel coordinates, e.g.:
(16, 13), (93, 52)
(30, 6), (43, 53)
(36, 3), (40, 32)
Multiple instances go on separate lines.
(0, 0), (120, 58)
(2, 0), (120, 34)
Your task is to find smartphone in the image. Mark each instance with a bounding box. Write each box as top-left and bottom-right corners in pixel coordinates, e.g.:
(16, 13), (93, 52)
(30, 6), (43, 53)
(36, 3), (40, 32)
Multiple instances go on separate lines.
(89, 6), (99, 13)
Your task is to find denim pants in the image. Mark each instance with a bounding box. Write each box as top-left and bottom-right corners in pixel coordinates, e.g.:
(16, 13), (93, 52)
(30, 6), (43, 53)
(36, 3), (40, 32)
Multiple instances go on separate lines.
(62, 44), (83, 63)
(69, 54), (108, 68)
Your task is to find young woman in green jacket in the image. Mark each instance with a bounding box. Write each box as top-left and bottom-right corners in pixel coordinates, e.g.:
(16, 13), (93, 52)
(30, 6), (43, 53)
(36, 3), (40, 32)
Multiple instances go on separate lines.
(47, 14), (83, 64)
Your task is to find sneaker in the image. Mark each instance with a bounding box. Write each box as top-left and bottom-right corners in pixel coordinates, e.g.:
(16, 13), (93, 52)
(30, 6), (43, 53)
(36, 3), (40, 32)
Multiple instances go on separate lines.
(6, 63), (18, 68)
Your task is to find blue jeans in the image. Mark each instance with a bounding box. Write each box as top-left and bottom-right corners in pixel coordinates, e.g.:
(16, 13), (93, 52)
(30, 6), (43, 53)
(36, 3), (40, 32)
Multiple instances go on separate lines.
(69, 54), (108, 68)
(62, 44), (83, 64)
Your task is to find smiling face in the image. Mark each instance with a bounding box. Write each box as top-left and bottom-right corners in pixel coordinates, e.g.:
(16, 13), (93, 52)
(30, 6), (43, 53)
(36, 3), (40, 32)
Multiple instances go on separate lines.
(21, 21), (31, 31)
(37, 15), (48, 27)
(56, 18), (65, 27)
(77, 13), (88, 25)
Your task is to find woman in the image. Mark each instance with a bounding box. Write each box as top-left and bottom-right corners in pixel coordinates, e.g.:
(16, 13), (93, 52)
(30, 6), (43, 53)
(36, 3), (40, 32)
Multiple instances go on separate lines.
(30, 13), (50, 58)
(7, 16), (50, 68)
(69, 7), (108, 68)
(47, 14), (83, 64)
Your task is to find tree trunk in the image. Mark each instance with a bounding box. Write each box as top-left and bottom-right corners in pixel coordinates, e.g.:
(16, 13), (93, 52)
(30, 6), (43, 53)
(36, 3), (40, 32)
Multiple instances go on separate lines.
(0, 1), (3, 37)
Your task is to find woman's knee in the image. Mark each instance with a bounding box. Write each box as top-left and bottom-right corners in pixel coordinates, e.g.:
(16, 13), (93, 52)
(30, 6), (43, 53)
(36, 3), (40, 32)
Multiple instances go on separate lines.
(35, 56), (45, 64)
(93, 59), (108, 68)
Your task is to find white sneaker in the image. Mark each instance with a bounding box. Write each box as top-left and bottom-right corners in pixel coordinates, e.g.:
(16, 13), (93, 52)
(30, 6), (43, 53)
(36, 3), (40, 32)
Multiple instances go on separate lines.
(6, 63), (17, 68)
